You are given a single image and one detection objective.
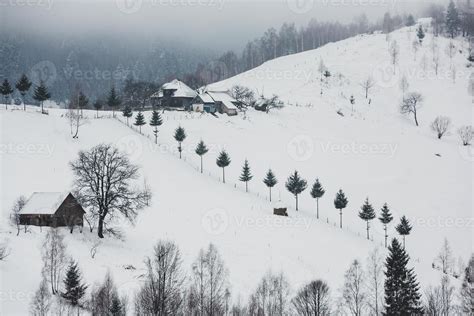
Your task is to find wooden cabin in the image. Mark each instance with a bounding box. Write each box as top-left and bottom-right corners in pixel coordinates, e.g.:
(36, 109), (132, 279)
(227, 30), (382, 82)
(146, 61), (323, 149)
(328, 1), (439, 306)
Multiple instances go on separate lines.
(150, 79), (198, 109)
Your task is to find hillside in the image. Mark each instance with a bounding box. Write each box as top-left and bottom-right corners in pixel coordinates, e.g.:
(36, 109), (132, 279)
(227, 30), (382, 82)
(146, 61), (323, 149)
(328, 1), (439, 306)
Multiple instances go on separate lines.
(1, 21), (472, 314)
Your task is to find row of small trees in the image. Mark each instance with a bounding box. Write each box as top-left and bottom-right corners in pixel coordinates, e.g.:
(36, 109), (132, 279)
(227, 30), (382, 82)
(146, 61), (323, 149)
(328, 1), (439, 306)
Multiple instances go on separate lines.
(31, 228), (474, 315)
(0, 75), (51, 113)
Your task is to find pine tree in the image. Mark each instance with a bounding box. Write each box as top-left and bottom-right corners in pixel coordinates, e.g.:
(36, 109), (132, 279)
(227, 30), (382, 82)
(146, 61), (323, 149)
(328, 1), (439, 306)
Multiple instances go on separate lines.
(149, 110), (163, 144)
(93, 99), (103, 118)
(263, 169), (278, 202)
(33, 81), (51, 114)
(379, 203), (393, 248)
(195, 140), (209, 173)
(78, 91), (89, 117)
(239, 159), (253, 192)
(134, 110), (146, 133)
(174, 126), (186, 159)
(285, 171), (307, 211)
(61, 261), (88, 307)
(460, 255), (474, 314)
(107, 87), (121, 118)
(334, 189), (349, 229)
(15, 74), (32, 111)
(446, 0), (461, 38)
(384, 238), (423, 315)
(396, 216), (412, 249)
(417, 25), (425, 44)
(110, 294), (123, 316)
(310, 179), (325, 219)
(359, 197), (376, 240)
(406, 14), (416, 27)
(216, 150), (231, 183)
(0, 79), (13, 109)
(122, 105), (133, 126)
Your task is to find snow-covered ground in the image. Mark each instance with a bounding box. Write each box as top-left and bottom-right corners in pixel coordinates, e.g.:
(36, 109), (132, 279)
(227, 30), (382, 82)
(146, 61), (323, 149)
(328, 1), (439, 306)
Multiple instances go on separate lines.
(1, 21), (472, 314)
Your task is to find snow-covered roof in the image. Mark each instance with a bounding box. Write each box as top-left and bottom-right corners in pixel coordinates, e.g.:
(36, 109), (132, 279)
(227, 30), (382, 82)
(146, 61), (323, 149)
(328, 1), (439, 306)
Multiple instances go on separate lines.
(152, 79), (198, 99)
(19, 192), (69, 215)
(197, 92), (215, 104)
(206, 91), (238, 110)
(222, 100), (238, 110)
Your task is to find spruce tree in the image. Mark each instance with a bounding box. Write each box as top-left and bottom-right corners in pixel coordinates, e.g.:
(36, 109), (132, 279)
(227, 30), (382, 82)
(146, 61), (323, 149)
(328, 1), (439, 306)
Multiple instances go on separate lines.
(310, 179), (325, 219)
(61, 261), (88, 307)
(216, 150), (231, 183)
(0, 79), (13, 109)
(460, 255), (474, 314)
(93, 99), (103, 118)
(15, 74), (32, 111)
(174, 126), (186, 159)
(359, 197), (376, 240)
(149, 110), (163, 144)
(107, 87), (121, 118)
(122, 105), (133, 126)
(263, 169), (278, 202)
(78, 91), (89, 117)
(33, 81), (51, 114)
(446, 0), (460, 38)
(379, 203), (393, 248)
(417, 25), (425, 44)
(384, 238), (423, 315)
(334, 189), (348, 229)
(239, 159), (253, 192)
(396, 216), (412, 249)
(134, 110), (146, 133)
(110, 294), (123, 316)
(406, 14), (416, 27)
(285, 171), (307, 211)
(195, 140), (209, 173)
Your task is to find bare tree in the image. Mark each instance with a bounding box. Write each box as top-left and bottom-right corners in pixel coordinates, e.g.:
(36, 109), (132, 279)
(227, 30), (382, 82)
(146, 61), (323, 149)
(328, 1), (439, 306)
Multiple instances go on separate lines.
(70, 144), (151, 238)
(424, 276), (455, 316)
(135, 240), (185, 315)
(458, 126), (474, 146)
(400, 92), (423, 126)
(433, 53), (440, 76)
(90, 272), (127, 316)
(360, 76), (375, 99)
(460, 255), (473, 314)
(292, 279), (331, 315)
(389, 41), (399, 71)
(431, 116), (452, 139)
(0, 242), (9, 261)
(231, 85), (255, 108)
(248, 271), (291, 316)
(189, 244), (229, 316)
(436, 238), (453, 274)
(445, 41), (456, 64)
(439, 276), (455, 316)
(41, 228), (68, 295)
(399, 75), (410, 99)
(10, 195), (27, 236)
(342, 260), (366, 316)
(30, 278), (52, 316)
(366, 248), (384, 316)
(66, 106), (87, 139)
(424, 285), (443, 315)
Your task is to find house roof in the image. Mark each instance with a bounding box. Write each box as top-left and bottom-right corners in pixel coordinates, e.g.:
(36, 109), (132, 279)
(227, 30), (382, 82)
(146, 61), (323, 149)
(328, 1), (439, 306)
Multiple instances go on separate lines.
(206, 91), (238, 110)
(152, 79), (198, 99)
(19, 192), (70, 215)
(197, 92), (215, 104)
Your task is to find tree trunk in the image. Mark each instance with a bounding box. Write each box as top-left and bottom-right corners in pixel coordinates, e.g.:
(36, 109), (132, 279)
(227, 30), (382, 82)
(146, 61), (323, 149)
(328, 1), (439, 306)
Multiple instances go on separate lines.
(316, 198), (319, 219)
(366, 221), (370, 240)
(245, 182), (248, 193)
(98, 216), (105, 238)
(403, 235), (406, 249)
(339, 209), (343, 228)
(384, 226), (388, 248)
(269, 187), (272, 202)
(222, 168), (225, 183)
(179, 143), (182, 159)
(414, 111), (419, 126)
(200, 156), (203, 173)
(154, 127), (158, 144)
(295, 194), (299, 211)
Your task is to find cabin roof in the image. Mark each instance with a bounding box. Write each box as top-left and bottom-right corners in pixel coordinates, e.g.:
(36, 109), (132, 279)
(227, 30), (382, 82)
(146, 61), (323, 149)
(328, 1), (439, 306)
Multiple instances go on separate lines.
(19, 192), (70, 215)
(206, 91), (238, 109)
(152, 79), (198, 99)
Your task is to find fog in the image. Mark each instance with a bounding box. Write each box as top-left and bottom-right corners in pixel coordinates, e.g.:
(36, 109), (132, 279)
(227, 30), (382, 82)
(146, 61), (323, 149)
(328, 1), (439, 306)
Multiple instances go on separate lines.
(1, 0), (447, 52)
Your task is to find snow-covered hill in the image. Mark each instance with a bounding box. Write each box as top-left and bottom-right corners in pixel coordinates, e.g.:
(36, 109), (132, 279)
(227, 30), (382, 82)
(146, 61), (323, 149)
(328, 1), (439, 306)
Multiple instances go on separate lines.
(1, 21), (472, 315)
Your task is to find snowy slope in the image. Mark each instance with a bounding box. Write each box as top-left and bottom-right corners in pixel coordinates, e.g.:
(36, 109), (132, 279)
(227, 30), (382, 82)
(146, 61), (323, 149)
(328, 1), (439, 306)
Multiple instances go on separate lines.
(1, 21), (472, 314)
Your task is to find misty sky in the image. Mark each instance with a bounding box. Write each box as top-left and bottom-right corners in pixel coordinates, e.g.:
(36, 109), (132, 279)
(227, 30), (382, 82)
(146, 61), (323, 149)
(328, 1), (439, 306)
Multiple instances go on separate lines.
(1, 0), (448, 51)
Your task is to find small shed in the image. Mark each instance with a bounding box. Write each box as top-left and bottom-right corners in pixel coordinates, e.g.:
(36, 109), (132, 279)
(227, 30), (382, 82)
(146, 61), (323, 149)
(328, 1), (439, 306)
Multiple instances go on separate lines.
(19, 192), (85, 229)
(206, 91), (239, 116)
(273, 200), (288, 217)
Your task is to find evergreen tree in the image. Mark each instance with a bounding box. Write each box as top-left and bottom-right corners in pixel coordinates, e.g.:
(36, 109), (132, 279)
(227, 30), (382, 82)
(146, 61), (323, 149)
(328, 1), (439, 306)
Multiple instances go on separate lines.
(122, 105), (133, 126)
(195, 140), (209, 173)
(406, 14), (416, 27)
(33, 81), (51, 114)
(334, 189), (349, 229)
(417, 25), (425, 44)
(78, 91), (89, 117)
(110, 294), (124, 316)
(216, 150), (231, 183)
(379, 203), (393, 248)
(396, 216), (412, 248)
(359, 197), (376, 240)
(446, 0), (461, 38)
(149, 110), (163, 144)
(384, 238), (423, 315)
(174, 126), (186, 159)
(134, 110), (146, 133)
(263, 169), (278, 202)
(285, 171), (307, 211)
(460, 255), (474, 314)
(107, 87), (121, 118)
(310, 178), (325, 219)
(61, 261), (88, 307)
(15, 74), (32, 111)
(0, 79), (13, 109)
(93, 99), (103, 118)
(239, 159), (253, 192)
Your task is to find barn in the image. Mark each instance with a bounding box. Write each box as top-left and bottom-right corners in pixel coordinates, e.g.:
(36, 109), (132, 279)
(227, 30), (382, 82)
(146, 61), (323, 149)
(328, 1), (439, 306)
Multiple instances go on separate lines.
(150, 79), (198, 109)
(19, 192), (85, 230)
